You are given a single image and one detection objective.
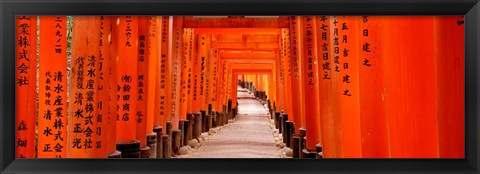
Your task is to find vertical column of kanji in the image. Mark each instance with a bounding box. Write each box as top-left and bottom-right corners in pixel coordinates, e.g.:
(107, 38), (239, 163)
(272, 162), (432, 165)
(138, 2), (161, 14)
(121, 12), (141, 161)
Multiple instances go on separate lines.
(216, 59), (224, 113)
(358, 16), (389, 158)
(337, 16), (362, 158)
(382, 17), (438, 158)
(180, 28), (190, 124)
(145, 16), (159, 158)
(159, 16), (171, 130)
(274, 49), (281, 113)
(300, 16), (322, 157)
(222, 61), (229, 113)
(136, 16), (150, 158)
(288, 17), (304, 131)
(192, 33), (200, 113)
(203, 35), (212, 113)
(329, 16), (343, 157)
(226, 63), (232, 112)
(434, 16), (464, 158)
(38, 16), (67, 158)
(171, 16), (183, 124)
(152, 17), (162, 132)
(282, 28), (294, 121)
(198, 34), (208, 112)
(16, 16), (36, 158)
(108, 17), (120, 158)
(168, 17), (188, 158)
(210, 49), (219, 114)
(187, 29), (195, 115)
(315, 16), (336, 158)
(95, 16), (112, 158)
(68, 16), (100, 158)
(116, 16), (140, 158)
(276, 35), (285, 112)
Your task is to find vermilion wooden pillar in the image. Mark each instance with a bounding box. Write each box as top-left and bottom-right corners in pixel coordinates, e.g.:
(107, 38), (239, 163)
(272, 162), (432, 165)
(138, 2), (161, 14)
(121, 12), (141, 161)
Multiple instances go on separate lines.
(281, 28), (294, 121)
(358, 16), (389, 158)
(328, 16), (344, 158)
(274, 51), (281, 112)
(108, 16), (120, 157)
(68, 16), (100, 158)
(116, 16), (139, 144)
(180, 28), (193, 120)
(434, 16), (464, 158)
(210, 49), (220, 112)
(315, 16), (336, 158)
(198, 34), (208, 111)
(160, 16), (172, 130)
(95, 16), (112, 158)
(337, 16), (362, 158)
(38, 16), (67, 158)
(16, 16), (37, 158)
(382, 16), (439, 158)
(300, 16), (322, 154)
(136, 16), (150, 154)
(147, 17), (159, 136)
(170, 16), (183, 124)
(288, 16), (305, 131)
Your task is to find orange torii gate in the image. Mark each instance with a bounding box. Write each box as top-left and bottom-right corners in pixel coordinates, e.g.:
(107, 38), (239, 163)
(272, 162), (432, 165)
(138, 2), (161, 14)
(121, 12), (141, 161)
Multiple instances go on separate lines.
(19, 15), (466, 159)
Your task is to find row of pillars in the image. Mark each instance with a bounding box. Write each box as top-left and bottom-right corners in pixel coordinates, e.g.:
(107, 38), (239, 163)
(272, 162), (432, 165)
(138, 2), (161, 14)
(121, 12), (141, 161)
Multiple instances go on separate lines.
(237, 16), (464, 158)
(15, 16), (239, 158)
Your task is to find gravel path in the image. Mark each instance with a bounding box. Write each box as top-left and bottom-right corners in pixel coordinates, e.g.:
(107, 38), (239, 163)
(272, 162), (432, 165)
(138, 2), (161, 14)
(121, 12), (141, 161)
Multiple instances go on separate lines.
(182, 90), (282, 158)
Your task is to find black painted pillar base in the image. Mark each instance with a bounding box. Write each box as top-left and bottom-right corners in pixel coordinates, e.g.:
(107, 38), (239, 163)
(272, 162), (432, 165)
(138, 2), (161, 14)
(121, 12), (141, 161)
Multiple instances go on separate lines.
(292, 136), (300, 158)
(172, 130), (181, 156)
(301, 149), (317, 158)
(153, 126), (163, 158)
(316, 144), (323, 158)
(298, 128), (307, 158)
(146, 132), (157, 158)
(285, 121), (292, 148)
(162, 135), (171, 158)
(140, 146), (150, 158)
(187, 113), (194, 141)
(193, 112), (202, 139)
(275, 112), (281, 130)
(108, 151), (122, 158)
(200, 110), (207, 133)
(179, 120), (185, 147)
(117, 140), (141, 158)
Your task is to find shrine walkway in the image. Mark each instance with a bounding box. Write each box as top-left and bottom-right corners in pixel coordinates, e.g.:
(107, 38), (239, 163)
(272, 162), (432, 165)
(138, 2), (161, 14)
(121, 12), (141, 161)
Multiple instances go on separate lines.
(181, 88), (282, 158)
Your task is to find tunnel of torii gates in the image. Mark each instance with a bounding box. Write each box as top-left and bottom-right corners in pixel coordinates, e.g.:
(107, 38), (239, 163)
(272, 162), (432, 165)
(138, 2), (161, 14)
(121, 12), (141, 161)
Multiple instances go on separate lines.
(16, 16), (464, 159)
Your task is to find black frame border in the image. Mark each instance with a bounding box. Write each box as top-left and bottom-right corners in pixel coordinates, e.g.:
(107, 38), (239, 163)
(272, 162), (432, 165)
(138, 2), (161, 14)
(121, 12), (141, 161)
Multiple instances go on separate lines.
(1, 0), (479, 174)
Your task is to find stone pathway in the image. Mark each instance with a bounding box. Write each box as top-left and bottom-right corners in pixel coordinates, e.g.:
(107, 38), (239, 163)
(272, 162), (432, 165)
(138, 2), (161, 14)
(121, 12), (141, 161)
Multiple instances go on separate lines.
(180, 88), (282, 158)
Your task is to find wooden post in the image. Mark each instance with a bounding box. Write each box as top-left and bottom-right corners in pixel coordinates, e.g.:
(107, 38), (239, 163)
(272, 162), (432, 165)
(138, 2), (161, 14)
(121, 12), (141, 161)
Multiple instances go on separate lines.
(137, 16), (150, 158)
(434, 16), (464, 158)
(382, 16), (438, 158)
(15, 16), (37, 158)
(170, 16), (183, 130)
(315, 16), (336, 158)
(108, 16), (121, 158)
(96, 16), (112, 158)
(68, 16), (100, 158)
(160, 16), (172, 131)
(300, 16), (322, 155)
(328, 16), (344, 158)
(358, 16), (389, 158)
(336, 16), (362, 158)
(38, 16), (67, 158)
(116, 16), (140, 158)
